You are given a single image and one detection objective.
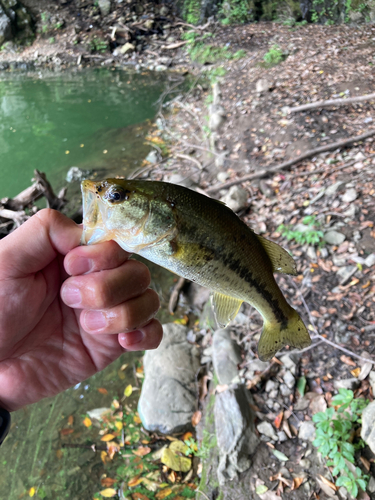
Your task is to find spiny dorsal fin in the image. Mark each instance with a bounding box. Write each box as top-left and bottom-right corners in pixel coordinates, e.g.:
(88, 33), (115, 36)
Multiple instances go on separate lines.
(256, 234), (297, 276)
(211, 292), (243, 328)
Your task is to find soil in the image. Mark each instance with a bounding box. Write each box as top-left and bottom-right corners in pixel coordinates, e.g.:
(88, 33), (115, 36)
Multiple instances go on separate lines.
(1, 5), (375, 499)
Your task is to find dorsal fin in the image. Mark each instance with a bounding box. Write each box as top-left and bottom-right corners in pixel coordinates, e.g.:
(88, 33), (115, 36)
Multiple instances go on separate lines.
(256, 235), (297, 276)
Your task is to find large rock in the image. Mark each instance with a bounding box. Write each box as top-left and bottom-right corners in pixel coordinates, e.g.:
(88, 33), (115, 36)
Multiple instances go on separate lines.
(214, 386), (259, 484)
(0, 7), (11, 46)
(361, 401), (375, 454)
(212, 328), (241, 385)
(138, 323), (200, 434)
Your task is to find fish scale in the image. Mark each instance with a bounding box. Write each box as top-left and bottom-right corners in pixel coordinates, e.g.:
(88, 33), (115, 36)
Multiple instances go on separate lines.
(81, 178), (311, 360)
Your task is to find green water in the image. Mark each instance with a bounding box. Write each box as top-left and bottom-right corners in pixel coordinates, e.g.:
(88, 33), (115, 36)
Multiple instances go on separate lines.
(0, 68), (167, 198)
(0, 68), (187, 499)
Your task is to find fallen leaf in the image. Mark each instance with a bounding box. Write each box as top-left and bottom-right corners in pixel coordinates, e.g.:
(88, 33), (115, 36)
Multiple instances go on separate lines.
(133, 414), (142, 424)
(296, 376), (306, 397)
(100, 451), (108, 463)
(256, 485), (268, 494)
(161, 447), (191, 472)
(192, 410), (202, 426)
(115, 421), (123, 431)
(101, 434), (116, 442)
(128, 475), (143, 487)
(169, 440), (189, 455)
(83, 417), (92, 428)
(282, 419), (292, 439)
(272, 450), (289, 462)
(274, 411), (283, 430)
(68, 415), (74, 426)
(291, 477), (305, 490)
(124, 385), (133, 397)
(132, 494), (149, 500)
(56, 449), (63, 459)
(182, 431), (193, 442)
(101, 477), (116, 487)
(318, 475), (337, 491)
(142, 478), (159, 492)
(60, 428), (74, 436)
(100, 488), (117, 498)
(107, 441), (121, 460)
(360, 456), (371, 472)
(29, 487), (36, 497)
(340, 355), (356, 367)
(132, 446), (151, 457)
(98, 388), (108, 395)
(155, 488), (173, 499)
(351, 367), (361, 377)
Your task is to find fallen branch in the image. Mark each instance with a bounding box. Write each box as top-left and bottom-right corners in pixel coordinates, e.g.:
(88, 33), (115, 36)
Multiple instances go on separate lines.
(161, 40), (189, 50)
(168, 277), (186, 314)
(0, 208), (27, 226)
(33, 169), (66, 210)
(206, 129), (375, 194)
(290, 152), (375, 179)
(286, 92), (375, 114)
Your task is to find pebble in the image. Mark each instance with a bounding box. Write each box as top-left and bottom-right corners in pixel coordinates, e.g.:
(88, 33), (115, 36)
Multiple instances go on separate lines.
(361, 400), (375, 454)
(336, 265), (357, 283)
(324, 230), (346, 245)
(257, 421), (278, 441)
(354, 151), (366, 161)
(279, 354), (297, 374)
(298, 421), (316, 442)
(217, 171), (229, 183)
(333, 378), (360, 391)
(369, 371), (375, 394)
(306, 246), (317, 261)
(325, 181), (345, 196)
(256, 78), (270, 93)
(220, 185), (248, 212)
(365, 253), (375, 267)
(368, 476), (375, 493)
(277, 431), (288, 442)
(299, 458), (311, 468)
(341, 188), (357, 203)
(265, 380), (278, 392)
(279, 384), (292, 397)
(319, 247), (329, 258)
(343, 204), (356, 218)
(332, 256), (346, 266)
(283, 370), (295, 390)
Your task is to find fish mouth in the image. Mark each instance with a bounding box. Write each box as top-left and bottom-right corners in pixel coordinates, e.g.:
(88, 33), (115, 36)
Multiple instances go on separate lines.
(81, 180), (107, 245)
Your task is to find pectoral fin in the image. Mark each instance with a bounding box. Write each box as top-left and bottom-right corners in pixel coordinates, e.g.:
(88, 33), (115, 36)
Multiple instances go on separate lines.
(256, 234), (297, 275)
(212, 292), (243, 328)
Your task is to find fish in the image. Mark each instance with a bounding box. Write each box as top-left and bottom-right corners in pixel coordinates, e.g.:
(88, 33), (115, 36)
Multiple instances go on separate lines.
(81, 178), (311, 361)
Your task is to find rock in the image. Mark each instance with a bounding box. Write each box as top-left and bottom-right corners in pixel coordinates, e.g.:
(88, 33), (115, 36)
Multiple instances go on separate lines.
(368, 476), (375, 493)
(299, 458), (311, 469)
(98, 0), (111, 16)
(343, 204), (356, 218)
(145, 150), (158, 164)
(155, 64), (167, 71)
(336, 265), (357, 284)
(341, 188), (357, 203)
(320, 247), (328, 258)
(138, 323), (200, 434)
(215, 386), (259, 483)
(220, 185), (248, 212)
(209, 104), (226, 132)
(265, 380), (278, 392)
(256, 78), (270, 93)
(217, 171), (229, 183)
(324, 231), (346, 245)
(86, 407), (111, 426)
(354, 152), (366, 161)
(365, 253), (375, 267)
(306, 246), (317, 261)
(66, 166), (91, 182)
(212, 328), (242, 385)
(279, 383), (292, 397)
(349, 10), (363, 22)
(0, 8), (11, 46)
(279, 354), (297, 374)
(298, 421), (316, 442)
(257, 421), (278, 441)
(325, 181), (345, 196)
(283, 370), (295, 390)
(119, 42), (135, 55)
(369, 371), (375, 394)
(333, 378), (360, 391)
(361, 401), (375, 454)
(278, 431), (288, 442)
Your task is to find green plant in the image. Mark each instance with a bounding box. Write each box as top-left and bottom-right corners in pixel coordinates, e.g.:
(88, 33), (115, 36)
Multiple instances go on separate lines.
(183, 0), (201, 25)
(88, 37), (108, 53)
(312, 389), (369, 498)
(278, 215), (324, 246)
(40, 11), (49, 34)
(219, 0), (251, 24)
(49, 37), (55, 44)
(263, 45), (285, 66)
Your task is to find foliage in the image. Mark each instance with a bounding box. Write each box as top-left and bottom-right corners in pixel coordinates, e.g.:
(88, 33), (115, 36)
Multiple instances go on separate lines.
(263, 44), (285, 66)
(182, 31), (246, 65)
(40, 12), (49, 34)
(312, 389), (369, 498)
(277, 215), (325, 247)
(88, 37), (108, 53)
(183, 0), (201, 25)
(219, 0), (252, 24)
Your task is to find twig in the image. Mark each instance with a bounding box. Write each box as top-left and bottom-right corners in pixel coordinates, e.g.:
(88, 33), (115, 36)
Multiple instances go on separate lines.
(33, 169), (66, 210)
(196, 490), (211, 500)
(289, 278), (375, 365)
(174, 153), (204, 170)
(287, 92), (375, 114)
(161, 40), (189, 50)
(206, 130), (375, 194)
(168, 277), (186, 314)
(246, 360), (278, 389)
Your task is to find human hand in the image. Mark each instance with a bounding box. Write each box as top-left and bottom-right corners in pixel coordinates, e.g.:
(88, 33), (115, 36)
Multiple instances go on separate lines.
(0, 209), (162, 411)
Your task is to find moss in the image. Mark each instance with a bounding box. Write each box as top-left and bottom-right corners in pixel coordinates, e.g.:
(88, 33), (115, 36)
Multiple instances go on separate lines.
(182, 0), (201, 25)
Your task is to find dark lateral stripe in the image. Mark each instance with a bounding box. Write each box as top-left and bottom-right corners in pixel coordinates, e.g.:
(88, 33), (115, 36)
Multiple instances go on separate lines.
(221, 252), (288, 326)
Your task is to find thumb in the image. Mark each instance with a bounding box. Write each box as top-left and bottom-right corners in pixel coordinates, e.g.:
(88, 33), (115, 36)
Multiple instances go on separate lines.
(0, 209), (82, 278)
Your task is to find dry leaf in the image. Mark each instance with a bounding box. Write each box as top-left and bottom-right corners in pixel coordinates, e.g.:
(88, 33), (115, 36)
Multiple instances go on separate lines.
(318, 475), (337, 491)
(101, 434), (116, 442)
(161, 448), (191, 472)
(351, 367), (361, 377)
(115, 421), (123, 431)
(101, 477), (116, 487)
(83, 417), (92, 427)
(360, 456), (371, 472)
(340, 355), (356, 367)
(56, 449), (63, 459)
(100, 451), (108, 463)
(98, 388), (108, 395)
(274, 411), (283, 429)
(133, 414), (142, 424)
(192, 410), (202, 426)
(291, 477), (305, 490)
(107, 441), (121, 460)
(60, 428), (74, 436)
(182, 431), (193, 441)
(132, 446), (151, 457)
(132, 493), (149, 500)
(169, 440), (189, 455)
(100, 488), (117, 498)
(68, 415), (74, 426)
(128, 475), (143, 488)
(124, 384), (133, 397)
(155, 488), (173, 499)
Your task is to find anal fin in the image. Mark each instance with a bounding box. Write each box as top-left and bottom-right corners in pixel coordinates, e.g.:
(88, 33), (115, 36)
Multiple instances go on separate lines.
(212, 292), (243, 328)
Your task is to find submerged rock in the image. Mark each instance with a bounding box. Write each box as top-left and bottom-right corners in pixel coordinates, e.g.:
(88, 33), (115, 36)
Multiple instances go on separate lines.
(138, 323), (200, 434)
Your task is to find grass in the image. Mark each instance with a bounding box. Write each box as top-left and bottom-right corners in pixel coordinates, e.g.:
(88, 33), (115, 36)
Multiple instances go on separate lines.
(262, 44), (286, 67)
(278, 215), (325, 247)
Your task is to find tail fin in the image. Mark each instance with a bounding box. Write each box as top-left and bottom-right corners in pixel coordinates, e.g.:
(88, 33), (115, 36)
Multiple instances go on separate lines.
(257, 311), (311, 361)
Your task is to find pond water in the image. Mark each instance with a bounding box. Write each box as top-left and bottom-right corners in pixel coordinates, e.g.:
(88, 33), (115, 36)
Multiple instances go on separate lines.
(0, 68), (186, 499)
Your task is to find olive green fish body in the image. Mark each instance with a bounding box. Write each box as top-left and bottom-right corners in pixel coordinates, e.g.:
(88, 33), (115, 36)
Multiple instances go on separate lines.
(81, 179), (311, 360)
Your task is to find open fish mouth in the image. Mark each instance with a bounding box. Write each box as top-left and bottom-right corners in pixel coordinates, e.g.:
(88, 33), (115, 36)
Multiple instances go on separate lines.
(81, 180), (107, 245)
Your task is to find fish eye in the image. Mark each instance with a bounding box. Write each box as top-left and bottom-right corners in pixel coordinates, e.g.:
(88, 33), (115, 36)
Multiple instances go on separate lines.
(105, 186), (129, 204)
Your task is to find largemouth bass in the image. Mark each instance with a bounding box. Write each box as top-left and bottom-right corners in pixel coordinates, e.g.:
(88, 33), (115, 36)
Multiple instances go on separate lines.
(81, 179), (311, 360)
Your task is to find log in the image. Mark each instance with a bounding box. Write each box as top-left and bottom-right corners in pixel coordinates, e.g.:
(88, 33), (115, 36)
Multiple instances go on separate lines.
(206, 129), (375, 194)
(287, 92), (375, 114)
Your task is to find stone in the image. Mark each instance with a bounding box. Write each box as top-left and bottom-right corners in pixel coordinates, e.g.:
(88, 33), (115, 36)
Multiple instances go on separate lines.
(0, 8), (11, 46)
(324, 230), (346, 245)
(215, 386), (259, 484)
(138, 323), (200, 434)
(256, 78), (270, 93)
(66, 166), (90, 182)
(257, 421), (278, 441)
(86, 407), (111, 426)
(217, 171), (229, 183)
(369, 371), (375, 394)
(333, 378), (360, 391)
(283, 370), (295, 390)
(155, 64), (167, 71)
(298, 421), (316, 442)
(265, 380), (278, 392)
(336, 265), (357, 284)
(306, 246), (317, 261)
(279, 384), (292, 397)
(299, 458), (311, 469)
(320, 247), (328, 258)
(341, 188), (357, 203)
(278, 431), (288, 442)
(325, 180), (345, 196)
(209, 104), (226, 132)
(220, 185), (248, 212)
(361, 401), (375, 454)
(354, 152), (366, 161)
(343, 204), (356, 218)
(368, 476), (375, 493)
(119, 42), (135, 54)
(212, 328), (242, 385)
(365, 253), (375, 267)
(145, 150), (158, 164)
(98, 0), (111, 16)
(279, 354), (297, 373)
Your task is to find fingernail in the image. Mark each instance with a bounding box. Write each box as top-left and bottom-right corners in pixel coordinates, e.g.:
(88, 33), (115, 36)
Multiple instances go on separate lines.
(122, 330), (145, 346)
(71, 257), (92, 275)
(84, 311), (107, 332)
(62, 285), (82, 307)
